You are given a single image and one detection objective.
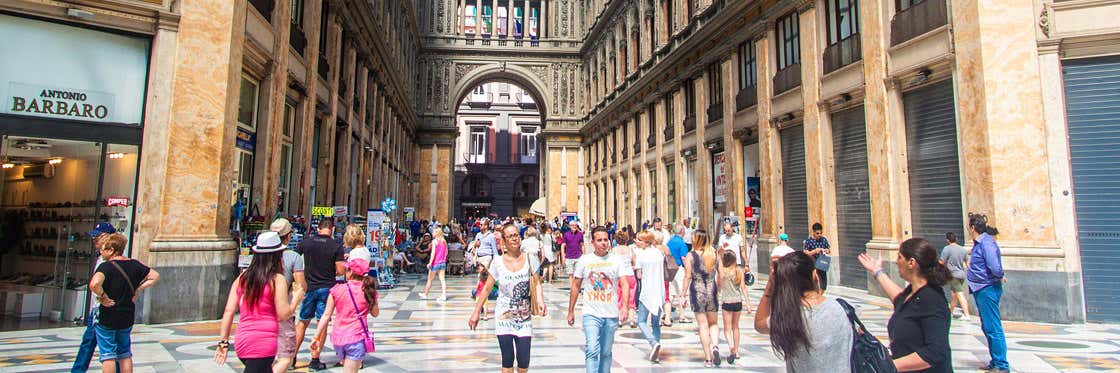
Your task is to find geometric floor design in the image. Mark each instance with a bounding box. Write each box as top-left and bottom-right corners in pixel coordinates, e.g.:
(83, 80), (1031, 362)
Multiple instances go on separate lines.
(1, 274), (1118, 372)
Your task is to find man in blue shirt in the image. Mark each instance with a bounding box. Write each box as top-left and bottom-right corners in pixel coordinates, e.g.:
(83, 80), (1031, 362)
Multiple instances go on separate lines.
(666, 224), (692, 324)
(966, 213), (1009, 373)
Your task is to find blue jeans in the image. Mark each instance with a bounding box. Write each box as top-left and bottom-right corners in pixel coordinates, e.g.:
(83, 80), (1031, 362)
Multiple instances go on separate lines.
(299, 287), (332, 320)
(71, 310), (98, 373)
(94, 325), (132, 362)
(974, 284), (1009, 370)
(636, 303), (661, 347)
(582, 315), (618, 373)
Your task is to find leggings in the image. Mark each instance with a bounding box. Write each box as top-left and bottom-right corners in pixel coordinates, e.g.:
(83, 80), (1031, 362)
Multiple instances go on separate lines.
(239, 356), (275, 373)
(497, 335), (532, 369)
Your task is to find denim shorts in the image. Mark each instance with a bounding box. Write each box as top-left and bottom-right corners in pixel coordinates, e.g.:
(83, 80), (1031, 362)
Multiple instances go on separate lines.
(94, 324), (132, 362)
(429, 262), (447, 271)
(299, 287), (332, 321)
(334, 340), (367, 362)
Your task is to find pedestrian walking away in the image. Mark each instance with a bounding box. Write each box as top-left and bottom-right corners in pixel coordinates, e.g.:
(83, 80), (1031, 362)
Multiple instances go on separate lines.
(293, 217), (346, 371)
(770, 233), (795, 263)
(567, 226), (632, 373)
(967, 213), (1010, 372)
(214, 232), (304, 373)
(631, 231), (668, 362)
(271, 218), (307, 372)
(682, 230), (722, 367)
(469, 223), (547, 373)
(801, 223), (831, 291)
(71, 222), (116, 373)
(88, 233), (160, 373)
(754, 251), (852, 373)
(718, 250), (746, 365)
(860, 237), (953, 372)
(421, 228), (449, 302)
(610, 231), (638, 328)
(940, 232), (972, 321)
(667, 224), (693, 324)
(309, 250), (381, 373)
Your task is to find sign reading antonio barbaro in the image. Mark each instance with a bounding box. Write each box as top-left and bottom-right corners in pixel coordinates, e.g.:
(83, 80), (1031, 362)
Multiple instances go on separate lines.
(5, 82), (115, 122)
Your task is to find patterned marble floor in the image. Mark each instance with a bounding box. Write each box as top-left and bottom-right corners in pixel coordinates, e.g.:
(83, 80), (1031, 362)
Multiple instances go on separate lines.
(1, 273), (1118, 372)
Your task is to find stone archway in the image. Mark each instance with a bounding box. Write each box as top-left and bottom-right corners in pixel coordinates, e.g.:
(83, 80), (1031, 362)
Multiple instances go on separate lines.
(450, 63), (552, 127)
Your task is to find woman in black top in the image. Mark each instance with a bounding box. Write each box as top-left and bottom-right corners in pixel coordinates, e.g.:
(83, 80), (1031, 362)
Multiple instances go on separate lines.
(858, 237), (952, 372)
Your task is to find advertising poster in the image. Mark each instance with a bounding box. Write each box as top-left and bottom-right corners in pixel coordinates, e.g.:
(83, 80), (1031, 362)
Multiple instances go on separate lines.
(403, 207), (415, 222)
(713, 152), (727, 204)
(367, 209), (385, 249)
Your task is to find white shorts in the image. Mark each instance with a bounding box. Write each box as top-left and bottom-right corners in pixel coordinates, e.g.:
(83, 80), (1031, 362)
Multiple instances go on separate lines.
(565, 260), (579, 276)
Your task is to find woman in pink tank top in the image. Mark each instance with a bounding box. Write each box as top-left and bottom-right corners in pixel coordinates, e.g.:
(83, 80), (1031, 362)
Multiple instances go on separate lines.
(214, 232), (305, 373)
(421, 229), (449, 301)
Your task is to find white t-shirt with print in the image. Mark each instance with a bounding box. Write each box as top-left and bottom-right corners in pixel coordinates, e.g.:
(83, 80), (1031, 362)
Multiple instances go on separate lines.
(489, 254), (541, 337)
(575, 253), (634, 319)
(718, 233), (744, 265)
(521, 237), (542, 261)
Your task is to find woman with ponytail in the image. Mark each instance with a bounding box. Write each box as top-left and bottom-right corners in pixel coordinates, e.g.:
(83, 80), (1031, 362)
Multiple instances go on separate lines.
(754, 251), (852, 373)
(309, 248), (380, 372)
(682, 230), (723, 367)
(858, 237), (953, 372)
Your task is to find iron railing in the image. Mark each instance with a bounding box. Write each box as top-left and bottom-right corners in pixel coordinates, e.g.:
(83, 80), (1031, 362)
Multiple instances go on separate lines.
(773, 63), (802, 95)
(736, 86), (757, 111)
(890, 0), (948, 46)
(823, 34), (862, 74)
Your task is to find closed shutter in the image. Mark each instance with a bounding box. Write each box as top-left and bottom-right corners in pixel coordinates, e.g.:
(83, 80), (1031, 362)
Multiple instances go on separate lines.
(903, 80), (964, 243)
(832, 106), (871, 289)
(511, 131), (519, 164)
(488, 127), (497, 163)
(781, 124), (809, 246)
(1063, 56), (1120, 322)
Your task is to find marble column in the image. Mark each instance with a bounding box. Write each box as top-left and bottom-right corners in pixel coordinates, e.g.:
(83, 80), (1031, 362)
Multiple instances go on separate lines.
(795, 4), (838, 248)
(721, 56), (745, 233)
(136, 0), (245, 323)
(258, 0), (293, 218)
(754, 30), (782, 246)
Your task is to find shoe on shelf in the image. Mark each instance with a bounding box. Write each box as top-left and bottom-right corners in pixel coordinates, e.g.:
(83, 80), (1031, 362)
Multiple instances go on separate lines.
(648, 343), (661, 362)
(712, 347), (721, 367)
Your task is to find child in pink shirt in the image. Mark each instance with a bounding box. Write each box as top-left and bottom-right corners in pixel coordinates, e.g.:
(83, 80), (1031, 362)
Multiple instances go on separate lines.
(310, 256), (380, 372)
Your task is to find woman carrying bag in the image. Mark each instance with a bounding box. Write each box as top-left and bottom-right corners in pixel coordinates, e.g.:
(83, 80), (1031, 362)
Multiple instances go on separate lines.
(468, 223), (547, 373)
(308, 250), (381, 372)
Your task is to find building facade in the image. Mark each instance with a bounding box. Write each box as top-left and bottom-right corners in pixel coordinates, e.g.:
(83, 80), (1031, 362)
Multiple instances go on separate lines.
(578, 0), (1120, 324)
(0, 0), (422, 326)
(453, 82), (542, 219)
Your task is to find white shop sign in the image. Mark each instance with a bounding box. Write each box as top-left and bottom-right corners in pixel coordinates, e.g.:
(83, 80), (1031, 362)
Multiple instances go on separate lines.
(0, 14), (149, 124)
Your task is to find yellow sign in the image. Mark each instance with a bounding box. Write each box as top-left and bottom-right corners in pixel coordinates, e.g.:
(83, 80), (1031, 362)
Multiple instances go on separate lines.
(311, 206), (334, 217)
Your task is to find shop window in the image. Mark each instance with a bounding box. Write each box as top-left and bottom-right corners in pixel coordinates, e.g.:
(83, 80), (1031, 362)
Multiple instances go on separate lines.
(520, 126), (538, 163)
(514, 7), (524, 38)
(237, 74), (261, 129)
(664, 93), (675, 138)
(463, 3), (478, 34)
(482, 0), (494, 35)
(708, 63), (723, 122)
(776, 12), (800, 70)
(497, 4), (509, 36)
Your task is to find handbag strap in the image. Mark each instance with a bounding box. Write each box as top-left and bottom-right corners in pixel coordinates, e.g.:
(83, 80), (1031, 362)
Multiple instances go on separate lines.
(344, 282), (371, 339)
(108, 260), (136, 296)
(835, 298), (868, 335)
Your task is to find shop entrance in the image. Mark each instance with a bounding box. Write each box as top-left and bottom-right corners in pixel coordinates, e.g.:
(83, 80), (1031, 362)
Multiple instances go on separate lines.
(0, 136), (138, 330)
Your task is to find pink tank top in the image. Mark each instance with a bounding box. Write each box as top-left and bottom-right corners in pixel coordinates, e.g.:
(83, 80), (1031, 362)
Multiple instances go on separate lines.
(431, 239), (448, 265)
(329, 280), (371, 346)
(236, 283), (278, 358)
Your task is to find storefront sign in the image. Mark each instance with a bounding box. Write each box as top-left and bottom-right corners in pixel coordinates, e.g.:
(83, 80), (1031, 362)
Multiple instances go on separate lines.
(106, 197), (129, 207)
(713, 152), (727, 204)
(403, 207), (415, 222)
(311, 206), (334, 218)
(0, 14), (150, 125)
(5, 83), (115, 122)
(236, 127), (256, 151)
(333, 206), (349, 217)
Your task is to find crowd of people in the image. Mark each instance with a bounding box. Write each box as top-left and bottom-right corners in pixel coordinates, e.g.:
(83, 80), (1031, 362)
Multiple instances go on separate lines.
(69, 209), (1010, 373)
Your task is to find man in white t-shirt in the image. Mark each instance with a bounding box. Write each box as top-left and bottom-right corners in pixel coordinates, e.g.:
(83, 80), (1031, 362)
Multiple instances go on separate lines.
(717, 222), (745, 267)
(770, 233), (796, 265)
(682, 218), (695, 250)
(651, 218), (671, 246)
(568, 226), (632, 373)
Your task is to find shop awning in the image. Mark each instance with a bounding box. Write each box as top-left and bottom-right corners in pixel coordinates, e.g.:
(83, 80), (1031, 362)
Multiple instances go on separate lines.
(529, 197), (547, 217)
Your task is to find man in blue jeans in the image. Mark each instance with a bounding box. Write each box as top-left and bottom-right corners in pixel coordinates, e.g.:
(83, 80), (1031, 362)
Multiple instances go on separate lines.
(567, 226), (631, 373)
(293, 217), (345, 370)
(966, 213), (1009, 373)
(71, 222), (116, 373)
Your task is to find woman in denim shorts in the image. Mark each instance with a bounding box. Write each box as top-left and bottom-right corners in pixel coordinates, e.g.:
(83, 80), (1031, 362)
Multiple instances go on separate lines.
(421, 229), (449, 301)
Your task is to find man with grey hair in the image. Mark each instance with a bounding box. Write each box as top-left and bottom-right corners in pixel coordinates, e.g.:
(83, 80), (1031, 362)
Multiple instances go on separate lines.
(666, 223), (693, 323)
(717, 222), (745, 267)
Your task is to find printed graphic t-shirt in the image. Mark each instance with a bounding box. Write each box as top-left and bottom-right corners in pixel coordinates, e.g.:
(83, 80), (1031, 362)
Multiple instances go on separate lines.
(575, 253), (634, 319)
(489, 254), (541, 337)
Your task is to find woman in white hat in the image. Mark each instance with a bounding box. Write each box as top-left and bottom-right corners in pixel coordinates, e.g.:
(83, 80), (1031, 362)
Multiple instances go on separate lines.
(214, 232), (306, 373)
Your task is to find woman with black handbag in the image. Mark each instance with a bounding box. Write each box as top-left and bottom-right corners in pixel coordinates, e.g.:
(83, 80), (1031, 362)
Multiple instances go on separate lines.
(754, 251), (852, 373)
(858, 237), (953, 372)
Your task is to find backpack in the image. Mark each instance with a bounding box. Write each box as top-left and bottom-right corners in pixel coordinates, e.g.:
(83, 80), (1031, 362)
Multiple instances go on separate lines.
(836, 298), (897, 373)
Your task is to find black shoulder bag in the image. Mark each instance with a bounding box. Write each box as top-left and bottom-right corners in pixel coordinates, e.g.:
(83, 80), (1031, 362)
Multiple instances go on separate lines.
(836, 298), (897, 373)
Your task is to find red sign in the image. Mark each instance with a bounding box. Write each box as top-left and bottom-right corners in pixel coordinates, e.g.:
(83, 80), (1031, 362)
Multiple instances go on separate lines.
(744, 206), (753, 218)
(106, 197), (129, 207)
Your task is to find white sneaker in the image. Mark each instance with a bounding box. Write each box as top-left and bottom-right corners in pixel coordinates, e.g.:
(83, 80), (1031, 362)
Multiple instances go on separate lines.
(419, 292), (428, 299)
(437, 295), (447, 302)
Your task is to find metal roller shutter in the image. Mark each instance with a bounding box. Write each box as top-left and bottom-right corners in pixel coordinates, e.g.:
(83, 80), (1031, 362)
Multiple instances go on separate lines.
(832, 106), (871, 289)
(1063, 56), (1120, 322)
(903, 80), (964, 243)
(781, 124), (809, 247)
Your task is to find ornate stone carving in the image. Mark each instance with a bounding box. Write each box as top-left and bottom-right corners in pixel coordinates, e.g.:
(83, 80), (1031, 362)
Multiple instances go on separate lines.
(437, 1), (445, 33)
(455, 63), (482, 81)
(562, 0), (570, 36)
(443, 62), (451, 111)
(528, 65), (550, 85)
(1039, 5), (1051, 38)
